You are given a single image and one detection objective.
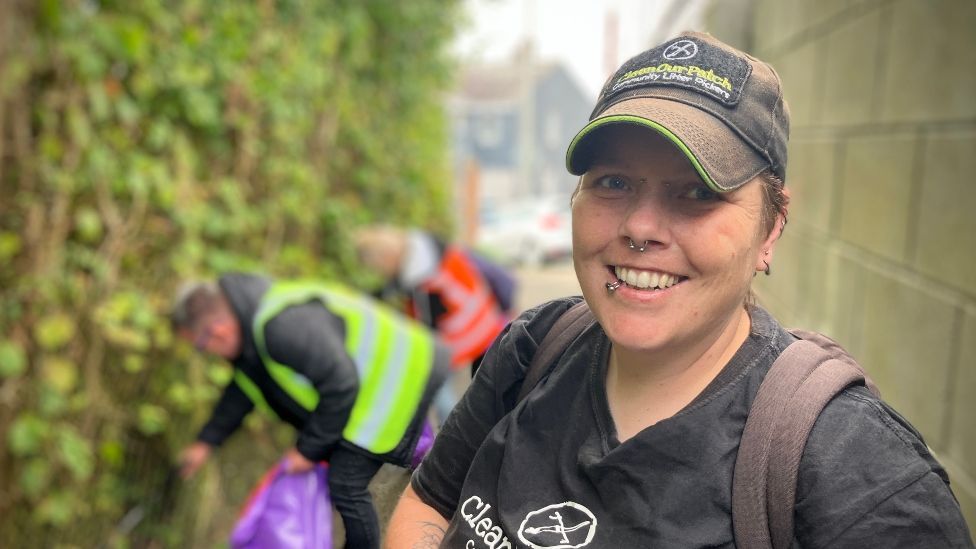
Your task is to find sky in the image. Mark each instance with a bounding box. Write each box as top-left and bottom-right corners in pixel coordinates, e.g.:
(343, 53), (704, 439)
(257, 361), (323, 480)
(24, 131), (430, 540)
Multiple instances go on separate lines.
(453, 0), (692, 100)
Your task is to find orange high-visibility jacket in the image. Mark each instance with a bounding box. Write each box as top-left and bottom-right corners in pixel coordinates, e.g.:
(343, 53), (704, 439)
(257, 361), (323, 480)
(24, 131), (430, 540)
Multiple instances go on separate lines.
(412, 246), (508, 369)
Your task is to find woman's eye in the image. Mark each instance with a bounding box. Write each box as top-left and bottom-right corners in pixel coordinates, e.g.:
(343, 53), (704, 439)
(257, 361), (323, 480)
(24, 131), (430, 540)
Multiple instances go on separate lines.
(680, 185), (719, 201)
(593, 175), (630, 191)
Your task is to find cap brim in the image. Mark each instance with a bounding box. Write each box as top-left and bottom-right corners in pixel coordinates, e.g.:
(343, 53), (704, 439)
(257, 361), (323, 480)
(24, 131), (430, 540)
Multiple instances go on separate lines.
(565, 97), (767, 192)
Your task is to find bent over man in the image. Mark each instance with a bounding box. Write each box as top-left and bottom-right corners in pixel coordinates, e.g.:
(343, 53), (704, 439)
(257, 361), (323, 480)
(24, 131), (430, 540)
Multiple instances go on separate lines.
(171, 272), (449, 549)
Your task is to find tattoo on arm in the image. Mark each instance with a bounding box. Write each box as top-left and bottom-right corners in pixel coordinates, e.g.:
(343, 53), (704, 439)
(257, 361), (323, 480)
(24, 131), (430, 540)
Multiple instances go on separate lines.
(411, 521), (446, 549)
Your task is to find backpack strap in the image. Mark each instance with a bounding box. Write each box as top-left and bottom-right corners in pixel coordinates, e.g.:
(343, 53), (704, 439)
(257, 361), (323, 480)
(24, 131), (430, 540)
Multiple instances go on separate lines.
(732, 330), (879, 549)
(516, 300), (594, 403)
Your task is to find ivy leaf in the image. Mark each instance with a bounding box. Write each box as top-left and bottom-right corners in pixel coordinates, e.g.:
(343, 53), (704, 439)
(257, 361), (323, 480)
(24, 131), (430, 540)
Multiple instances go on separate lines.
(113, 17), (150, 63)
(0, 231), (23, 262)
(137, 404), (169, 435)
(166, 381), (193, 410)
(8, 415), (48, 456)
(99, 440), (125, 468)
(206, 362), (233, 385)
(74, 207), (103, 243)
(0, 340), (27, 378)
(20, 459), (52, 499)
(38, 386), (68, 417)
(36, 491), (77, 527)
(34, 313), (76, 350)
(56, 426), (94, 482)
(123, 353), (145, 373)
(42, 356), (79, 394)
(67, 104), (92, 147)
(103, 325), (150, 351)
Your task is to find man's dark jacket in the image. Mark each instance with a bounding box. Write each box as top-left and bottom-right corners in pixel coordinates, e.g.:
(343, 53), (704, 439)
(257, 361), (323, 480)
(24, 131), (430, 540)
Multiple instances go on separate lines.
(196, 273), (449, 466)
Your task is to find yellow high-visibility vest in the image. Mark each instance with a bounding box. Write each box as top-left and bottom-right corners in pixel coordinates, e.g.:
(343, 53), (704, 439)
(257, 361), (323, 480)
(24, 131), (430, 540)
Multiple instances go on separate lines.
(235, 281), (435, 454)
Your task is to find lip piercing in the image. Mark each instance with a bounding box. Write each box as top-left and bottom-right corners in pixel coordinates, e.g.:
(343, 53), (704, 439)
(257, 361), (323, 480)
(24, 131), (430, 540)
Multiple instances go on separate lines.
(606, 281), (622, 293)
(628, 238), (648, 253)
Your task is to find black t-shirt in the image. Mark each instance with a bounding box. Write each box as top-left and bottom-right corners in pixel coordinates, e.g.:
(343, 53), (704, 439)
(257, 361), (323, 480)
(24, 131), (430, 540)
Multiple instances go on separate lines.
(412, 298), (973, 548)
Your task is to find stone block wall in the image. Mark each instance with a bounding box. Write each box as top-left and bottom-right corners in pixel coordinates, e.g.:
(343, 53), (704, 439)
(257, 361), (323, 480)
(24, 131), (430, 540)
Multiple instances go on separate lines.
(706, 0), (976, 531)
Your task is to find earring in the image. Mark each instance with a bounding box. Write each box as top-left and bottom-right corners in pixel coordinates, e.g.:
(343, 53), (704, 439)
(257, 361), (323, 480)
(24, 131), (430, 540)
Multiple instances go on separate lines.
(763, 260), (771, 276)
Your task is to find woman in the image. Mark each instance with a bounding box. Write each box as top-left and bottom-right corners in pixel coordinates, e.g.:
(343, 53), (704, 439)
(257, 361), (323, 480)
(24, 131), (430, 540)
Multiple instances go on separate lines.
(385, 32), (973, 548)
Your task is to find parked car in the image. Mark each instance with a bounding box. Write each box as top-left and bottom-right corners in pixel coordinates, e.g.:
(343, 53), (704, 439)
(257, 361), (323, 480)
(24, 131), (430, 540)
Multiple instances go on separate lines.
(476, 195), (573, 266)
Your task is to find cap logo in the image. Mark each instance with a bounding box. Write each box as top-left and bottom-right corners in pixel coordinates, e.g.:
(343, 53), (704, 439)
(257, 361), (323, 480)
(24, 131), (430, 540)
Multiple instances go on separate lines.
(662, 40), (698, 60)
(599, 37), (752, 108)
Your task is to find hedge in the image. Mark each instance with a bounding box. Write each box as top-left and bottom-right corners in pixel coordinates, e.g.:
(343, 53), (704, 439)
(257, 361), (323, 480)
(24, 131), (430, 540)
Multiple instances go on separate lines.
(0, 0), (460, 545)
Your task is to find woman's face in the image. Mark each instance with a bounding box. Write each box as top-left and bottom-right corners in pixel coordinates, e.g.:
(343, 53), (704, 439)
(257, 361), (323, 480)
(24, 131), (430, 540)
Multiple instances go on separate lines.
(571, 124), (781, 355)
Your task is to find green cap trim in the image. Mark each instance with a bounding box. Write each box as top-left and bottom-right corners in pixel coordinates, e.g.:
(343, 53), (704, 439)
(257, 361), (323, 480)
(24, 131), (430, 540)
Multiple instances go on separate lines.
(566, 114), (724, 193)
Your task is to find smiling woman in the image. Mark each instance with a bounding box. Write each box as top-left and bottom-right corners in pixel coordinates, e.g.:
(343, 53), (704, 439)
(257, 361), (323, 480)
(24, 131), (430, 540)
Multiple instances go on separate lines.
(571, 126), (773, 377)
(385, 31), (973, 549)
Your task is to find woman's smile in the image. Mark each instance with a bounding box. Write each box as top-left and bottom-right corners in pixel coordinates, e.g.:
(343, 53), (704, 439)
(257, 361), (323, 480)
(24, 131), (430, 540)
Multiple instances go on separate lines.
(608, 265), (687, 291)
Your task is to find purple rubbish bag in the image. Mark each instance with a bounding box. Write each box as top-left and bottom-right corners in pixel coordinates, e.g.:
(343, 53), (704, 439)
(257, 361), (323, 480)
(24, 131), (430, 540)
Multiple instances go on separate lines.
(410, 421), (435, 470)
(230, 459), (332, 549)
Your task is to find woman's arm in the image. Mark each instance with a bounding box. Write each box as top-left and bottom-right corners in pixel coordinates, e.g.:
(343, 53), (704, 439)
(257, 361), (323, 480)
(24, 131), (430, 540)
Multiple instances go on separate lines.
(385, 484), (450, 549)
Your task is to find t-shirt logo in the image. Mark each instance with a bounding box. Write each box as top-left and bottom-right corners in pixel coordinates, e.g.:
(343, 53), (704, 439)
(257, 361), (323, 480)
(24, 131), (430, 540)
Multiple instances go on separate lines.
(517, 502), (598, 549)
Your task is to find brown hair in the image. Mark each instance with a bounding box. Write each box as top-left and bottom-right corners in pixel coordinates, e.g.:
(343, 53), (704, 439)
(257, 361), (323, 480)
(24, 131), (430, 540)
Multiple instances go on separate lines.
(746, 171), (790, 307)
(758, 170), (789, 240)
(170, 281), (227, 331)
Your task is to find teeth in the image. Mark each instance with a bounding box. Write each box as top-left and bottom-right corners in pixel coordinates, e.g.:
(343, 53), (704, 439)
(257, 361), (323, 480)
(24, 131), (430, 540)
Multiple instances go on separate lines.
(613, 267), (681, 290)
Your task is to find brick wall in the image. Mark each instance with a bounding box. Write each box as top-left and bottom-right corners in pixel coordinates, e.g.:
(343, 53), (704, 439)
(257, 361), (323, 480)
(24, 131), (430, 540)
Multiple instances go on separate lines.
(706, 0), (976, 531)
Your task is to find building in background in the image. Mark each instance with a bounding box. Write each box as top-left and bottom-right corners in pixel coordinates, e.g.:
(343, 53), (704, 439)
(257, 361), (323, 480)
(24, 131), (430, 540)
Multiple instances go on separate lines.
(448, 44), (590, 251)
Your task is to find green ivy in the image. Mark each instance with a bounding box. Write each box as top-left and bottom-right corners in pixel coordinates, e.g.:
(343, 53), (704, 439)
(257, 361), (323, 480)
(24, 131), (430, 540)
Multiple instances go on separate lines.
(0, 0), (460, 545)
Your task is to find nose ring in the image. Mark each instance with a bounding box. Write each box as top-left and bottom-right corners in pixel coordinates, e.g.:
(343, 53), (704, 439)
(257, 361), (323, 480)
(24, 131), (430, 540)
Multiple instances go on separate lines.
(628, 238), (648, 253)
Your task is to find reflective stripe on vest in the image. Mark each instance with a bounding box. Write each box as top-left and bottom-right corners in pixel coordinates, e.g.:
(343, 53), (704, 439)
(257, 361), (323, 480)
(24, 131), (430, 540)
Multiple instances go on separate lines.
(234, 369), (272, 414)
(422, 247), (507, 366)
(247, 281), (436, 454)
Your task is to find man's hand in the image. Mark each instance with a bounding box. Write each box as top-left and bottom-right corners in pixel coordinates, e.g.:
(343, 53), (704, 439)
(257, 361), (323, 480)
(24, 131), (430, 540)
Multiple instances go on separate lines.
(179, 441), (212, 479)
(283, 447), (315, 474)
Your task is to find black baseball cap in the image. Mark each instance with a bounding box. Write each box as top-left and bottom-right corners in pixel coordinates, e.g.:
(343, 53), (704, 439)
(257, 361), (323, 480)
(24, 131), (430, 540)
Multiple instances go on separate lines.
(566, 31), (790, 192)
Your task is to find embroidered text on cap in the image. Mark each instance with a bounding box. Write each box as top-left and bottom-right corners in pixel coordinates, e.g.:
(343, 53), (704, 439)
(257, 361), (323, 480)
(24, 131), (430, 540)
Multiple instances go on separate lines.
(602, 36), (752, 107)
